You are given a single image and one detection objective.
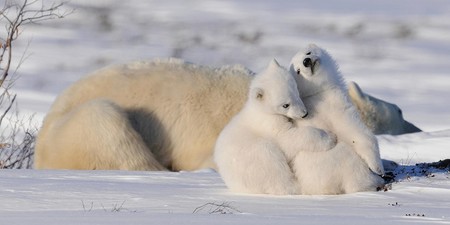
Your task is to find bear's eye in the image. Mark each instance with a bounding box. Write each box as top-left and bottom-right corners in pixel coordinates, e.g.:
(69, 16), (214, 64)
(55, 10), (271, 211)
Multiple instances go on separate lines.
(306, 51), (311, 55)
(296, 69), (300, 75)
(282, 104), (290, 109)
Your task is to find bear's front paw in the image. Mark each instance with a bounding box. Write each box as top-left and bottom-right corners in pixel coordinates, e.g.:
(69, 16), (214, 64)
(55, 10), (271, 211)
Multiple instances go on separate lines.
(369, 163), (385, 176)
(364, 157), (385, 176)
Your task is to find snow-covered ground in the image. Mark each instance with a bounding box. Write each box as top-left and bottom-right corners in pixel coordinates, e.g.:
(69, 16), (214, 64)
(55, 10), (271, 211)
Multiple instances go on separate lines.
(1, 0), (450, 224)
(1, 163), (449, 225)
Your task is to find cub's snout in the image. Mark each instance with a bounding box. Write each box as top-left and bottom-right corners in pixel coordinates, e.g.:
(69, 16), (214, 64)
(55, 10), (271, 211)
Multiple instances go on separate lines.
(303, 58), (312, 67)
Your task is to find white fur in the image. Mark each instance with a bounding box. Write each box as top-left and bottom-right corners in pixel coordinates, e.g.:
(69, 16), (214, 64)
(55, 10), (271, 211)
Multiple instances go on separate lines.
(289, 44), (385, 194)
(35, 58), (254, 170)
(35, 53), (398, 175)
(348, 81), (421, 135)
(214, 59), (336, 195)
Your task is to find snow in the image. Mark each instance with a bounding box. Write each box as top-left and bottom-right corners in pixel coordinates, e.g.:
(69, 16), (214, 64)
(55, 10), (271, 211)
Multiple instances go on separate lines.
(1, 166), (449, 225)
(380, 129), (450, 165)
(1, 0), (449, 224)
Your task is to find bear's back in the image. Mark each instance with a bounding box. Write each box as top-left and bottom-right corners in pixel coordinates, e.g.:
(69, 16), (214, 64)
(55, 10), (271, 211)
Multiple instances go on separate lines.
(47, 58), (253, 119)
(42, 58), (254, 171)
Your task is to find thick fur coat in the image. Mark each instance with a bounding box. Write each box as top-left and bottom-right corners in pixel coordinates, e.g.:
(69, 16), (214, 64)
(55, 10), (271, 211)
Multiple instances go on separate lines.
(214, 60), (336, 195)
(348, 81), (421, 135)
(35, 49), (406, 173)
(289, 44), (385, 194)
(35, 58), (253, 170)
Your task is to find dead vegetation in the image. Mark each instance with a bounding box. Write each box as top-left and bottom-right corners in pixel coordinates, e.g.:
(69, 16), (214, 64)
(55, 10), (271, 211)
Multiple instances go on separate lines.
(0, 0), (70, 168)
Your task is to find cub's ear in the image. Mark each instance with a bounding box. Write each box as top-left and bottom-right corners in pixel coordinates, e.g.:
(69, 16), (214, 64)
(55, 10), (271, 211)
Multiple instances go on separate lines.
(307, 43), (319, 53)
(252, 87), (264, 101)
(268, 58), (281, 70)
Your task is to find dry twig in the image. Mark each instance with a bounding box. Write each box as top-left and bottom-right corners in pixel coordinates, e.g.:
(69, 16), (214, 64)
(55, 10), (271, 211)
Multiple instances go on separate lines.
(0, 0), (70, 169)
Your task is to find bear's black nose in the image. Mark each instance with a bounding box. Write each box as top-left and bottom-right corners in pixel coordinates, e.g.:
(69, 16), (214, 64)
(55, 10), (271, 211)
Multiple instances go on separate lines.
(302, 112), (308, 118)
(303, 58), (312, 67)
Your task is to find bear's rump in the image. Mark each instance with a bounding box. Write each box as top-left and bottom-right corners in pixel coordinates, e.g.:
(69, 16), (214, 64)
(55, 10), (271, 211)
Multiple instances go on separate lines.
(293, 142), (361, 194)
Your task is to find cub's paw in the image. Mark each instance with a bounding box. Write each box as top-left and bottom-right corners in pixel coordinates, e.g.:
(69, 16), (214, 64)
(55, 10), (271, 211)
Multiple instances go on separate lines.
(365, 158), (385, 176)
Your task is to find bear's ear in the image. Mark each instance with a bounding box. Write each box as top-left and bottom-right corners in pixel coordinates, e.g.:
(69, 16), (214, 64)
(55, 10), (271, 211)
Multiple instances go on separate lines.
(307, 43), (319, 52)
(268, 58), (281, 71)
(252, 87), (264, 101)
(348, 81), (366, 101)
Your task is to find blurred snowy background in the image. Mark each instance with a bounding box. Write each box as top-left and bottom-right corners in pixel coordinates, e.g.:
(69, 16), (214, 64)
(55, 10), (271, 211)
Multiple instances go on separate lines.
(7, 0), (450, 132)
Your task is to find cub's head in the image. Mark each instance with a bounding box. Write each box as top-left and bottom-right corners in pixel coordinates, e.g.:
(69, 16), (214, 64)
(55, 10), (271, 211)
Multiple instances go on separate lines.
(249, 59), (308, 120)
(289, 44), (345, 96)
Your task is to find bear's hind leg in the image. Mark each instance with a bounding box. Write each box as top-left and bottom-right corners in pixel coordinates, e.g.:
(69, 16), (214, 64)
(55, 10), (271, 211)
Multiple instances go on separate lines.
(37, 99), (165, 171)
(340, 152), (385, 193)
(248, 142), (299, 195)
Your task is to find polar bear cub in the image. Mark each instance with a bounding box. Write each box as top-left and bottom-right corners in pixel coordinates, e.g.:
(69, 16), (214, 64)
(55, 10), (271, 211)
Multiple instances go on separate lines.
(214, 59), (337, 195)
(289, 44), (385, 194)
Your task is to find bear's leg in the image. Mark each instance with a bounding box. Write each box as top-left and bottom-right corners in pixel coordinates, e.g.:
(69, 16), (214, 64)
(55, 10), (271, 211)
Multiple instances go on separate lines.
(278, 126), (337, 160)
(334, 147), (384, 193)
(245, 142), (299, 195)
(217, 139), (298, 195)
(332, 109), (384, 175)
(36, 99), (165, 170)
(293, 150), (345, 195)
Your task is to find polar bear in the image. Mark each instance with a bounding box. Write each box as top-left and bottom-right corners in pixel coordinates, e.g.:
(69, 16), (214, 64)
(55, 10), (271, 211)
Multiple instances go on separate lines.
(289, 44), (385, 194)
(214, 59), (337, 195)
(35, 53), (412, 171)
(35, 58), (254, 170)
(348, 81), (421, 135)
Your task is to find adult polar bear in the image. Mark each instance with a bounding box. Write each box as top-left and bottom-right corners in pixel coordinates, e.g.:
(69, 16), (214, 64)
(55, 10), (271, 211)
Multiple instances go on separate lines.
(35, 45), (410, 171)
(348, 81), (421, 135)
(35, 59), (254, 170)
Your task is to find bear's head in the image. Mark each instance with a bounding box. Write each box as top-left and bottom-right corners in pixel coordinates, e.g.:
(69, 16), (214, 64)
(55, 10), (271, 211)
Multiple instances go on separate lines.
(289, 44), (346, 97)
(348, 81), (421, 135)
(249, 59), (308, 120)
